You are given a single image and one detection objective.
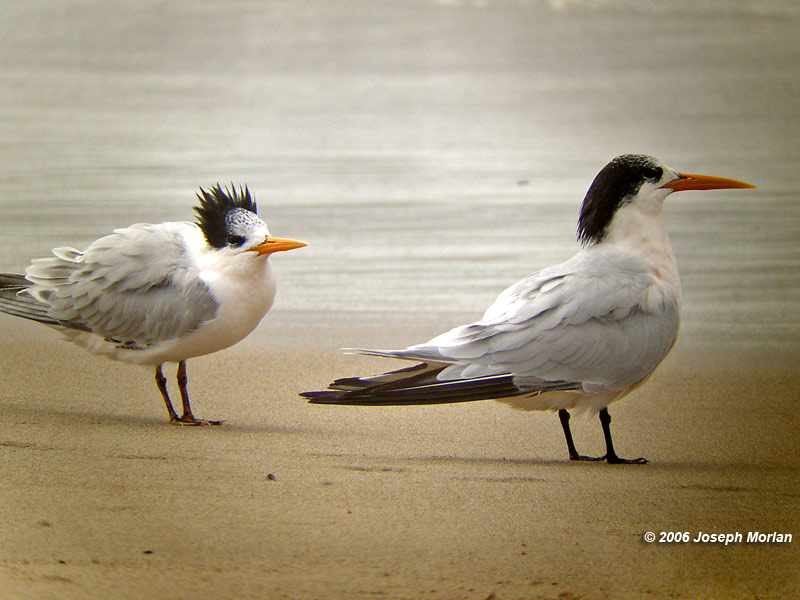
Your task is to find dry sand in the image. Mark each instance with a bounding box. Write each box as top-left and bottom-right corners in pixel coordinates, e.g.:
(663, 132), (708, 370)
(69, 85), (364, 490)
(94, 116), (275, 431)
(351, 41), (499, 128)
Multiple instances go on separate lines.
(1, 311), (798, 600)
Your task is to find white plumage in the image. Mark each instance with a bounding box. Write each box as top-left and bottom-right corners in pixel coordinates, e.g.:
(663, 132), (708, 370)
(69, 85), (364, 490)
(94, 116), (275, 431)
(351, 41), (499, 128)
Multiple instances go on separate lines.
(303, 154), (754, 463)
(0, 184), (306, 425)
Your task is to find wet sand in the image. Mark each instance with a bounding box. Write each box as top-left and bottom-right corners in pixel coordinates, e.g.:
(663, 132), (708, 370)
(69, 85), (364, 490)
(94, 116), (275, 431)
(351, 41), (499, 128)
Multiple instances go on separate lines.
(1, 312), (798, 600)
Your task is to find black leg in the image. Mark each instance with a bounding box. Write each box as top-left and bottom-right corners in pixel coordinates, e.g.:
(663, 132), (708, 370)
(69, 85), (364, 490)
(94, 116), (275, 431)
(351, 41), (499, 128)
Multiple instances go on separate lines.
(155, 365), (179, 423)
(559, 409), (604, 461)
(173, 360), (222, 425)
(599, 408), (647, 464)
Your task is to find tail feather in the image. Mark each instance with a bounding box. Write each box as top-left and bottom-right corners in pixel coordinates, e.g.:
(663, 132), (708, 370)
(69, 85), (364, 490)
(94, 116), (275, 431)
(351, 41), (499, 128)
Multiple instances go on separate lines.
(0, 273), (60, 326)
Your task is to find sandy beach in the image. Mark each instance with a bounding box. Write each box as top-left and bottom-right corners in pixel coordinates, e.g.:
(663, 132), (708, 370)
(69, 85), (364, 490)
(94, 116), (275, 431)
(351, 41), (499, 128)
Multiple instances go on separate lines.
(1, 311), (798, 600)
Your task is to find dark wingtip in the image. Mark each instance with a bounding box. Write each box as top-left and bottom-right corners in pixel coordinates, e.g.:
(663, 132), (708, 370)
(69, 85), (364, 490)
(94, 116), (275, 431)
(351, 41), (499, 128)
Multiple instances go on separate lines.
(301, 390), (346, 404)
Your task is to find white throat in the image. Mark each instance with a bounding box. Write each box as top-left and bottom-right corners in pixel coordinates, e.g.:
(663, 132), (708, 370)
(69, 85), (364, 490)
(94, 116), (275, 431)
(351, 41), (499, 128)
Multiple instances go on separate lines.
(602, 190), (681, 299)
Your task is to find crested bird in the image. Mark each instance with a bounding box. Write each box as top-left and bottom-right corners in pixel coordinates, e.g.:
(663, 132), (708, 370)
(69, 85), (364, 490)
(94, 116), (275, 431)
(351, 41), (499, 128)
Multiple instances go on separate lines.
(301, 154), (754, 463)
(0, 184), (306, 425)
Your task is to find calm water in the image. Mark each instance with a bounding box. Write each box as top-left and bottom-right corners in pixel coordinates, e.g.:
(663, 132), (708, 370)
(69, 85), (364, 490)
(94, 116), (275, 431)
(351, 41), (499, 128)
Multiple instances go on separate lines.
(0, 1), (798, 349)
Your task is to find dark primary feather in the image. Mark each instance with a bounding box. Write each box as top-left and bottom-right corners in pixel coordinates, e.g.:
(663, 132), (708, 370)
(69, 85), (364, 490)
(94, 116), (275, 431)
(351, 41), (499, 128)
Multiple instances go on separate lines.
(194, 183), (258, 249)
(301, 360), (578, 406)
(0, 273), (28, 288)
(0, 273), (84, 328)
(577, 154), (663, 246)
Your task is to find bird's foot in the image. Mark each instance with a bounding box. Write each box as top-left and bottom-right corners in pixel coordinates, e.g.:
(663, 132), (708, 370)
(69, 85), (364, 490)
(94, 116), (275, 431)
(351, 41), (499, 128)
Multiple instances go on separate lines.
(605, 454), (648, 465)
(170, 416), (223, 426)
(569, 453), (606, 462)
(569, 452), (647, 464)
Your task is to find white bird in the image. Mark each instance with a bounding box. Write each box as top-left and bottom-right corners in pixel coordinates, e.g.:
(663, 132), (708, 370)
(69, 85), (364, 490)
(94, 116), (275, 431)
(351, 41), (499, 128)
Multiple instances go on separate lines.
(0, 184), (306, 425)
(302, 154), (754, 463)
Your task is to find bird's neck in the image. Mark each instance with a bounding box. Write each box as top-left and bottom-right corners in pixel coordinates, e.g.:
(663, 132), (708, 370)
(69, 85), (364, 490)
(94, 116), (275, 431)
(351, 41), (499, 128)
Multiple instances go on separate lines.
(602, 200), (681, 294)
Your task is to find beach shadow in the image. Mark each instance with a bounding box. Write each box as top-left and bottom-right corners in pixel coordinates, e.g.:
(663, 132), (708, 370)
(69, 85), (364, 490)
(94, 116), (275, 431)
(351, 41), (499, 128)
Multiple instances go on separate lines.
(311, 450), (616, 470)
(0, 401), (319, 436)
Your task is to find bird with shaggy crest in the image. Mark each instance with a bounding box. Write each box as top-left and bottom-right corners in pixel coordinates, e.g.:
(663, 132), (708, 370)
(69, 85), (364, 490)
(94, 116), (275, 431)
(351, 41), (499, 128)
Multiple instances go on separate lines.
(0, 184), (306, 424)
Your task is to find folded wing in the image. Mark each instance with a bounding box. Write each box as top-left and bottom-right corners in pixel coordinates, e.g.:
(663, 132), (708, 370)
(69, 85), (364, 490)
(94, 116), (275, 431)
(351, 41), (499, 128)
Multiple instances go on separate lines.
(23, 223), (218, 347)
(303, 247), (679, 404)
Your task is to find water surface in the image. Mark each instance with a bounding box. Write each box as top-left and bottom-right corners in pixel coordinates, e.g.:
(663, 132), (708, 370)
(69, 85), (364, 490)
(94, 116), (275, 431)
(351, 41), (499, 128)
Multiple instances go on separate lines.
(0, 0), (797, 349)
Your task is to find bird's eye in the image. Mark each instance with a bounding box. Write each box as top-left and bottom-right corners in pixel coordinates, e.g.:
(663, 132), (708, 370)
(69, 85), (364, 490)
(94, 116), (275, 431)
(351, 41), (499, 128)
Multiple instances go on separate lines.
(645, 167), (663, 181)
(226, 234), (246, 247)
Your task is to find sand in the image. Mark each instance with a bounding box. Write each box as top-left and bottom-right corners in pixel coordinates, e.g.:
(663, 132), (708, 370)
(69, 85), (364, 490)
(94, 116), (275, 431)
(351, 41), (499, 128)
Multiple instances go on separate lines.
(1, 311), (798, 600)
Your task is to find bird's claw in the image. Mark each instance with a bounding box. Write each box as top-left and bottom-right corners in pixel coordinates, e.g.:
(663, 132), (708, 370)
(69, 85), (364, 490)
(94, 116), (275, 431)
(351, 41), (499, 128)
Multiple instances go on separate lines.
(170, 416), (223, 426)
(569, 454), (606, 462)
(570, 453), (647, 464)
(605, 455), (648, 465)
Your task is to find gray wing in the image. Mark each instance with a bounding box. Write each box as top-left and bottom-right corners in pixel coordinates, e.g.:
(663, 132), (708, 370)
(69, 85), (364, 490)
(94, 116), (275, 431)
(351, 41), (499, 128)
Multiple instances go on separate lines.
(381, 247), (680, 392)
(24, 222), (218, 346)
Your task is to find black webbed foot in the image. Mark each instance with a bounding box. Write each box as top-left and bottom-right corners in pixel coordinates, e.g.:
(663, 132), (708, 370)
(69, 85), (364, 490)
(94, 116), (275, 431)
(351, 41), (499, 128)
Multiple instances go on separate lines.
(559, 408), (648, 465)
(605, 453), (648, 465)
(170, 416), (223, 427)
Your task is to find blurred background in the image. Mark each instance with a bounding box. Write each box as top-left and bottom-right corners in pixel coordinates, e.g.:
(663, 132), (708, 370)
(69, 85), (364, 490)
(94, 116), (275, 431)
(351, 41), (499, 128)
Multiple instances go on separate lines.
(0, 0), (797, 350)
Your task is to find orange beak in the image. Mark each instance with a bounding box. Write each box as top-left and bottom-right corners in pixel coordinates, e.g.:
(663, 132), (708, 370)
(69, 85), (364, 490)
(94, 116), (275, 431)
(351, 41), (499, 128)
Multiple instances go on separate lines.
(662, 172), (755, 192)
(249, 237), (308, 255)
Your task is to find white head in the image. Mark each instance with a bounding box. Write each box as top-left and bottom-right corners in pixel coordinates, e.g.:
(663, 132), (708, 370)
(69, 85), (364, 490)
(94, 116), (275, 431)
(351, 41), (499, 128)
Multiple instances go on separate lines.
(194, 184), (306, 256)
(577, 154), (754, 247)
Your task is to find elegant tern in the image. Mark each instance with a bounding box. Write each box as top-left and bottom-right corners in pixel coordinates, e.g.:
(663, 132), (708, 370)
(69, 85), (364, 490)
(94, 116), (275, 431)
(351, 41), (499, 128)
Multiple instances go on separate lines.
(302, 154), (754, 463)
(0, 184), (306, 425)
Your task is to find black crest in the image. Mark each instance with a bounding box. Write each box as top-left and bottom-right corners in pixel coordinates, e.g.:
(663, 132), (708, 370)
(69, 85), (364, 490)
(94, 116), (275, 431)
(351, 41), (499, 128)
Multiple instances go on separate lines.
(577, 154), (663, 246)
(194, 184), (258, 248)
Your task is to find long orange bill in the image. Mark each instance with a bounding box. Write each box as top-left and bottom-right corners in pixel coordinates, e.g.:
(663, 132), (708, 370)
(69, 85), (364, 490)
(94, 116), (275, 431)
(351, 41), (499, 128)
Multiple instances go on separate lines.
(662, 172), (755, 192)
(249, 237), (308, 255)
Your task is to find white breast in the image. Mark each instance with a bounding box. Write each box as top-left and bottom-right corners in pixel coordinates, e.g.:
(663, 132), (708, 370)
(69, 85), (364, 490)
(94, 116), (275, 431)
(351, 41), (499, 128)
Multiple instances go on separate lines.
(148, 250), (277, 364)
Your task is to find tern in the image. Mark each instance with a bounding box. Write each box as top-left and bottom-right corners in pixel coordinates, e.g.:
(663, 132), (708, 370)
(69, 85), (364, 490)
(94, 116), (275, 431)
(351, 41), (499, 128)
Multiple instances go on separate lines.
(0, 184), (306, 425)
(302, 154), (754, 463)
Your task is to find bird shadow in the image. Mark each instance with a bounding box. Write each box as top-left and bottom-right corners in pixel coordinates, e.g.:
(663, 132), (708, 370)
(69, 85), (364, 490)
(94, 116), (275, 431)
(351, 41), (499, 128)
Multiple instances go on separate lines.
(0, 402), (316, 436)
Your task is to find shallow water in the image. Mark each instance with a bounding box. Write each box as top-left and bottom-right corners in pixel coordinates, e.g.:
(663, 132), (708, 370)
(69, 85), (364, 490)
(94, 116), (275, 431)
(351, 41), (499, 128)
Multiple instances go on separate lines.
(0, 0), (798, 349)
